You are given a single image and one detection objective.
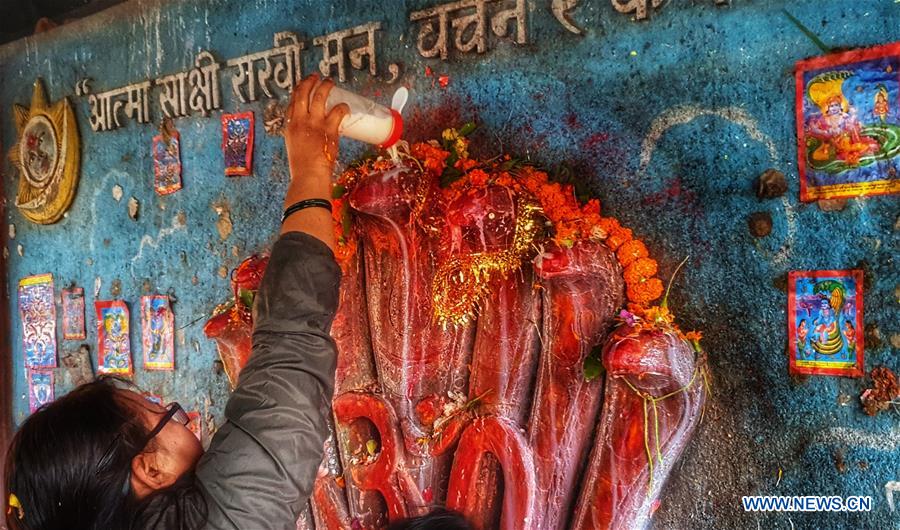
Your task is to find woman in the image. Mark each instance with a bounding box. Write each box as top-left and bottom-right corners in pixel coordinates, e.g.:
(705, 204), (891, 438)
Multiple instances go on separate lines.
(4, 73), (350, 530)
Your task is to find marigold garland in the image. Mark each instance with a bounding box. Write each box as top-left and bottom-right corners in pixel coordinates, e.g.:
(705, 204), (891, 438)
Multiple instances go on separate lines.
(331, 126), (667, 310)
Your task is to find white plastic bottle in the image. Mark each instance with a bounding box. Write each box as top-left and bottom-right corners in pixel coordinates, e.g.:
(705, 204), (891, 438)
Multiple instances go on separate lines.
(314, 85), (406, 148)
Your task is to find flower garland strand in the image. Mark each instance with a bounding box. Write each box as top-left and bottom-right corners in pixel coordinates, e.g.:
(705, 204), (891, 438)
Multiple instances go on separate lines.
(331, 125), (668, 320)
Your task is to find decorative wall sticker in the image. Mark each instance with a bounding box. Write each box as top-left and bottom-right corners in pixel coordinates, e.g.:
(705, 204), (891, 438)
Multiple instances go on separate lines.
(18, 273), (57, 369)
(9, 79), (81, 224)
(796, 43), (900, 201)
(61, 286), (86, 340)
(788, 269), (864, 377)
(152, 121), (183, 195)
(95, 300), (133, 376)
(221, 111), (254, 176)
(28, 369), (54, 413)
(141, 295), (175, 370)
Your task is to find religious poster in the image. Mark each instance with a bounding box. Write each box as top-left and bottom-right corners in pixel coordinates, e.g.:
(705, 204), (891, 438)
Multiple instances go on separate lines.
(18, 273), (57, 369)
(95, 300), (133, 376)
(221, 111), (254, 176)
(141, 295), (175, 370)
(796, 42), (900, 201)
(28, 369), (54, 413)
(788, 270), (864, 377)
(152, 129), (183, 195)
(61, 286), (86, 340)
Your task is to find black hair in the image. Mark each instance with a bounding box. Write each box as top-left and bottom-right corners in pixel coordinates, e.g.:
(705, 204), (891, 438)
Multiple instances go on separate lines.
(387, 508), (474, 530)
(4, 378), (206, 530)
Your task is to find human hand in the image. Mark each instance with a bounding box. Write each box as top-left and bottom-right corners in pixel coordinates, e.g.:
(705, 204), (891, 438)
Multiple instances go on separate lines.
(283, 73), (350, 178)
(279, 74), (348, 246)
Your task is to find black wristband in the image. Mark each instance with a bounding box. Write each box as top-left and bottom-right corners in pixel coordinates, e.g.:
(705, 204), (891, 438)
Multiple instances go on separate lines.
(281, 198), (333, 224)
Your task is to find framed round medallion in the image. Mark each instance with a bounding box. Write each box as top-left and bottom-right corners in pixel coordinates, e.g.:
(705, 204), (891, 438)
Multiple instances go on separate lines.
(9, 79), (80, 225)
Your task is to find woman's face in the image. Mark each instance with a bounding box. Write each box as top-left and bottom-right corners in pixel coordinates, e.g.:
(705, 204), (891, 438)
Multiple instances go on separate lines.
(118, 390), (204, 491)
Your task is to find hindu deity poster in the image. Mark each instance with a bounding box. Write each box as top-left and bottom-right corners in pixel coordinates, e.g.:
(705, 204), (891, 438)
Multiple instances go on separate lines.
(788, 270), (864, 377)
(141, 295), (175, 370)
(18, 273), (57, 369)
(61, 286), (86, 340)
(28, 369), (54, 413)
(152, 129), (183, 195)
(95, 300), (133, 376)
(221, 111), (254, 176)
(796, 42), (900, 201)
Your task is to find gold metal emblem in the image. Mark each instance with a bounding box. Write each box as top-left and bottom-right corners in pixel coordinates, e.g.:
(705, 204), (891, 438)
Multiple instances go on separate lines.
(9, 79), (81, 224)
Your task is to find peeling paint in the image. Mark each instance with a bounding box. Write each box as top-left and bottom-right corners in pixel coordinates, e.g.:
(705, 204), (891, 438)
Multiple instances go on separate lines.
(213, 201), (233, 241)
(128, 197), (140, 220)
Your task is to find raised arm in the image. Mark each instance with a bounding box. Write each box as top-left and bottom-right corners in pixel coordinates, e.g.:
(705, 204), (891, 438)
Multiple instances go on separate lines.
(196, 75), (351, 530)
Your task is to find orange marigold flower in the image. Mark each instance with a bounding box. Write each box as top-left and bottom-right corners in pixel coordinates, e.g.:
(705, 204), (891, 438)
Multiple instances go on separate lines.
(684, 330), (703, 342)
(455, 157), (478, 172)
(617, 239), (649, 268)
(643, 304), (673, 325)
(411, 142), (450, 176)
(553, 220), (579, 247)
(494, 171), (515, 188)
(606, 226), (633, 251)
(627, 277), (663, 305)
(560, 184), (579, 207)
(623, 257), (658, 285)
(334, 239), (357, 263)
(583, 198), (601, 216)
(597, 217), (620, 236)
(468, 168), (490, 187)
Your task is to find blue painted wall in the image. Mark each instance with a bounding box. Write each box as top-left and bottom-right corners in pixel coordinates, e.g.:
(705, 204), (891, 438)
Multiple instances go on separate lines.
(1, 0), (898, 528)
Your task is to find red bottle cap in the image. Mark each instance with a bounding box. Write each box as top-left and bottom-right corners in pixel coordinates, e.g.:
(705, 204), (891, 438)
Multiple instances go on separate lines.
(378, 108), (404, 149)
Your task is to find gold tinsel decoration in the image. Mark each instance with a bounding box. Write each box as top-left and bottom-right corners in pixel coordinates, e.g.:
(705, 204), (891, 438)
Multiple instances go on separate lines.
(432, 197), (542, 326)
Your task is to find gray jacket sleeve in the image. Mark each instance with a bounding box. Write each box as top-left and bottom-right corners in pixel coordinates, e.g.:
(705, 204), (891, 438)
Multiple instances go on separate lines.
(196, 231), (341, 530)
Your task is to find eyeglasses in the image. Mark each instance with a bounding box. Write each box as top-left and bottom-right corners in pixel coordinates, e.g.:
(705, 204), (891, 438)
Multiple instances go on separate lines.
(143, 402), (190, 442)
(95, 401), (190, 474)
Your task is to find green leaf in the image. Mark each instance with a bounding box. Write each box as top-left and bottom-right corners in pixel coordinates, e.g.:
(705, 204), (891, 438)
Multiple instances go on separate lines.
(458, 122), (477, 136)
(238, 288), (255, 309)
(441, 167), (463, 188)
(366, 439), (377, 456)
(332, 184), (346, 199)
(583, 344), (605, 382)
(583, 354), (603, 382)
(782, 10), (832, 54)
(499, 158), (523, 171)
(440, 166), (464, 188)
